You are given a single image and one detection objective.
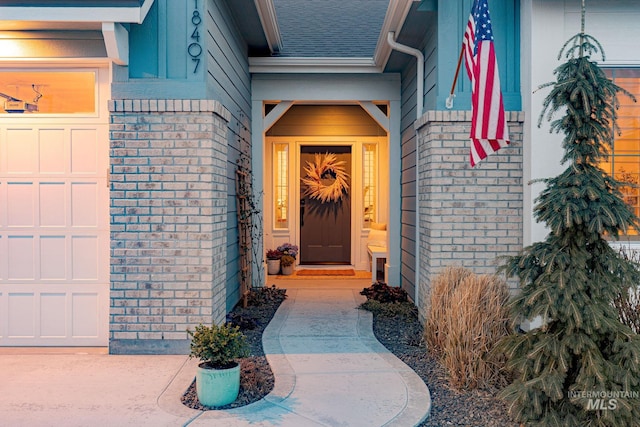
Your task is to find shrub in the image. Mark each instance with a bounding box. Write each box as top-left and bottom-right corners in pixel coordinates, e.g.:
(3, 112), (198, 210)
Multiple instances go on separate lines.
(360, 281), (408, 303)
(359, 299), (417, 318)
(187, 323), (249, 369)
(246, 285), (287, 306)
(424, 266), (510, 390)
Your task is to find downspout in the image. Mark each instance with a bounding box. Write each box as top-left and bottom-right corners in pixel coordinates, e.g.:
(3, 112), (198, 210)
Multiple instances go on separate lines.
(386, 31), (423, 306)
(386, 31), (423, 120)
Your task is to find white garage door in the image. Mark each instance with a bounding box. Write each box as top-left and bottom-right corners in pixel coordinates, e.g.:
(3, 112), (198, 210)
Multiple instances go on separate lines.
(0, 69), (109, 346)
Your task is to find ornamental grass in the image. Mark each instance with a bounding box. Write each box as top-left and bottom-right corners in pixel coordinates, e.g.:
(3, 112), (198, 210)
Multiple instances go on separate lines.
(424, 266), (510, 390)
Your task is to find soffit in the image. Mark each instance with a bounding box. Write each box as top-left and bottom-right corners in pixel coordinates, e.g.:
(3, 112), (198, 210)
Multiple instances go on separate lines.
(0, 0), (153, 31)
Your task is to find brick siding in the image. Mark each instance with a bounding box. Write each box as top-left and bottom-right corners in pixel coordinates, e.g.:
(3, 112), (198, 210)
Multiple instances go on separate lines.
(415, 111), (524, 321)
(108, 100), (231, 354)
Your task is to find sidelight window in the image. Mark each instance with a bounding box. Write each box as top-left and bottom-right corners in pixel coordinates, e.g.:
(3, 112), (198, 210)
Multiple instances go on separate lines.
(363, 143), (377, 227)
(274, 143), (289, 229)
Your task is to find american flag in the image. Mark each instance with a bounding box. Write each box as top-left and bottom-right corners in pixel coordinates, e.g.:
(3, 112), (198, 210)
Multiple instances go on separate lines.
(463, 0), (510, 167)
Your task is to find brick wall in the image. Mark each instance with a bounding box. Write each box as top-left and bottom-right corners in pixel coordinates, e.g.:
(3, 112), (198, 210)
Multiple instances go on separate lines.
(108, 100), (231, 354)
(415, 111), (524, 321)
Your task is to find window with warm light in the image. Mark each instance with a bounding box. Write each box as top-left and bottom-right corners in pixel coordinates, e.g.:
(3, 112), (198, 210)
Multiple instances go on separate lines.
(0, 71), (95, 114)
(600, 69), (640, 235)
(363, 144), (377, 227)
(274, 143), (289, 229)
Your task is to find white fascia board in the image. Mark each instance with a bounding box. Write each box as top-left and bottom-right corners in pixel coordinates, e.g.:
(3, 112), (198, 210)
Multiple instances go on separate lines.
(249, 57), (382, 74)
(254, 0), (283, 54)
(373, 0), (415, 68)
(1, 0), (155, 24)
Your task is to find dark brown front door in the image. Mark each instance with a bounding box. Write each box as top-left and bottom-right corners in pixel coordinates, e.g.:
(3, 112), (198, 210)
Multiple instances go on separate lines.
(300, 146), (351, 264)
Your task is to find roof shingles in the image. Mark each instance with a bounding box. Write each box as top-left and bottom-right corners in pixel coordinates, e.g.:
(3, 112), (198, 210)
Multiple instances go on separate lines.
(273, 0), (389, 57)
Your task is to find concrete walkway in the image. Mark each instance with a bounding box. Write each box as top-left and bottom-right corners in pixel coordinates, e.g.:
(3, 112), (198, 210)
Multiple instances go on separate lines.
(0, 279), (431, 426)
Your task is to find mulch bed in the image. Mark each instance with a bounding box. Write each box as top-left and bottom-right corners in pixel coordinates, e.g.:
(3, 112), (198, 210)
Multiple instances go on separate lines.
(181, 286), (286, 410)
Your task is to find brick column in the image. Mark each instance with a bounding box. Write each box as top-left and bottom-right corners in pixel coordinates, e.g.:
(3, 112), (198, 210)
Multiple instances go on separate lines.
(415, 111), (524, 321)
(108, 100), (230, 354)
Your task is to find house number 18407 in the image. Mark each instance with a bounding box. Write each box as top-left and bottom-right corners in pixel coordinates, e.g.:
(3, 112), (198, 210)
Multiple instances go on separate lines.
(188, 0), (202, 74)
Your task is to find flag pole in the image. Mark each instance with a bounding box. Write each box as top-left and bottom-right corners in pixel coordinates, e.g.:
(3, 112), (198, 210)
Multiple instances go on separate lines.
(446, 44), (465, 109)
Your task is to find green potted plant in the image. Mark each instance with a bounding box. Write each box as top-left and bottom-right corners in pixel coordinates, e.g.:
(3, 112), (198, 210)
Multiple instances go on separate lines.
(280, 254), (295, 275)
(187, 323), (249, 407)
(265, 249), (283, 275)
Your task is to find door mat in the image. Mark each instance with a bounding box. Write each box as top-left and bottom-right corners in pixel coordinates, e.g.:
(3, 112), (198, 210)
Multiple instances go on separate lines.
(295, 269), (356, 276)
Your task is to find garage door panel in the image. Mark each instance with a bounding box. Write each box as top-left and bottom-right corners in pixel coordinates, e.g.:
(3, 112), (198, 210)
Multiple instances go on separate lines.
(6, 129), (36, 174)
(71, 182), (98, 227)
(39, 129), (66, 174)
(72, 293), (99, 338)
(0, 236), (4, 282)
(0, 285), (108, 345)
(40, 236), (67, 280)
(7, 182), (35, 227)
(8, 293), (35, 337)
(40, 293), (66, 337)
(39, 182), (67, 227)
(8, 236), (35, 280)
(71, 129), (98, 174)
(1, 113), (108, 346)
(72, 236), (99, 280)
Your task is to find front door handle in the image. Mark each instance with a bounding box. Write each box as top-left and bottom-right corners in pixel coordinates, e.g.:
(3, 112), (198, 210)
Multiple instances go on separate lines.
(300, 199), (305, 227)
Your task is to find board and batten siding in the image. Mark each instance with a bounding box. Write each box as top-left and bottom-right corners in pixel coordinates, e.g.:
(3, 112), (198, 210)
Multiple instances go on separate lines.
(435, 0), (520, 111)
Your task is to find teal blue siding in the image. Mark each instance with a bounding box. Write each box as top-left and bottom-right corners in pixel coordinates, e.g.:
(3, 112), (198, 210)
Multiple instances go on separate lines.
(129, 4), (158, 78)
(128, 0), (197, 80)
(436, 0), (520, 111)
(399, 56), (420, 301)
(205, 0), (251, 313)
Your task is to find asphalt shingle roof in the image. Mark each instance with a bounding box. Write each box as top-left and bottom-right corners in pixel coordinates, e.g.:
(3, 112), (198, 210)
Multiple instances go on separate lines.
(272, 0), (389, 57)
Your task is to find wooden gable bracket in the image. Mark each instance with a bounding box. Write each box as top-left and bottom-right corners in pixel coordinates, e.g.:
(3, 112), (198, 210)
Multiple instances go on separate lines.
(263, 100), (294, 133)
(102, 22), (129, 66)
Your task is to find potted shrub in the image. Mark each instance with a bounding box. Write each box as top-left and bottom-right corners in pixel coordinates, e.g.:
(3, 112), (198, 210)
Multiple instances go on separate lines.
(187, 323), (249, 407)
(265, 249), (283, 275)
(280, 254), (295, 275)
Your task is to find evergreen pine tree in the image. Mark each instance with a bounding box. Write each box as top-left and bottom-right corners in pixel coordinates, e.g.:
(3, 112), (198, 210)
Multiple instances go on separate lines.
(498, 4), (640, 426)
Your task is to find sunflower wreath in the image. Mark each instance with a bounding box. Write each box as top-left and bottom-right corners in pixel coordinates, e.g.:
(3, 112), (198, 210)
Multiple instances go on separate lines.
(301, 153), (350, 203)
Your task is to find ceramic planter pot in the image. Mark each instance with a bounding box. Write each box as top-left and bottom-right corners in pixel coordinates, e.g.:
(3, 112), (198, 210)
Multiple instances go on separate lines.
(281, 264), (294, 275)
(266, 258), (280, 275)
(196, 362), (241, 407)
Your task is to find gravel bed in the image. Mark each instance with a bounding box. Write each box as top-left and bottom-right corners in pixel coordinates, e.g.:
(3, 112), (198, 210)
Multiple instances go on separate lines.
(182, 285), (518, 426)
(371, 308), (518, 427)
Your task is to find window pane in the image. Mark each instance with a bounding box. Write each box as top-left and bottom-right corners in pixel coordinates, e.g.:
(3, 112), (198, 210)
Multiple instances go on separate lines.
(274, 143), (288, 229)
(0, 71), (95, 114)
(603, 69), (640, 235)
(363, 144), (376, 227)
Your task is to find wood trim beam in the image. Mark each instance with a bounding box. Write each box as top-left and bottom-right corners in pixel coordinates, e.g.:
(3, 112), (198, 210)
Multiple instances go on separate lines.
(263, 100), (293, 133)
(102, 22), (129, 65)
(358, 101), (389, 132)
